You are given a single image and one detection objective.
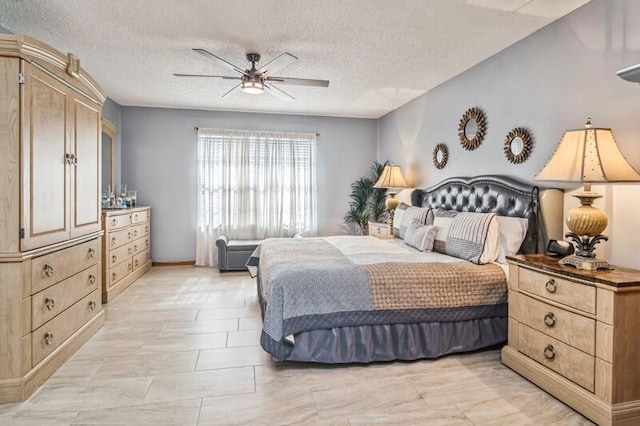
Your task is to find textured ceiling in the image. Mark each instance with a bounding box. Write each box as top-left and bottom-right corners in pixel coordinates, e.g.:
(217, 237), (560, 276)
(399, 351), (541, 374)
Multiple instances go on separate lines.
(0, 0), (590, 118)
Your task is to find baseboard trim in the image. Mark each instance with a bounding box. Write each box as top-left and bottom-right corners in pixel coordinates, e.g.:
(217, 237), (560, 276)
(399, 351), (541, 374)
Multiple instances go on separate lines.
(151, 261), (196, 266)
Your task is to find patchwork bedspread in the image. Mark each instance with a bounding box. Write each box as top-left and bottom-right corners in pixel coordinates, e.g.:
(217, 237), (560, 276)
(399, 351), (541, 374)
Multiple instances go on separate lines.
(250, 236), (507, 360)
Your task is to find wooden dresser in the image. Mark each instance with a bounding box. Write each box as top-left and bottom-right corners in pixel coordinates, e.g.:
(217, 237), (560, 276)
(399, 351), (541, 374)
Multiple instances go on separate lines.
(102, 207), (151, 302)
(0, 35), (106, 403)
(502, 254), (640, 426)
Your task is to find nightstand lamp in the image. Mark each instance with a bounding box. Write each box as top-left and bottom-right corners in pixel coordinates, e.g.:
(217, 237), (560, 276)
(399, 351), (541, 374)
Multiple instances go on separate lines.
(536, 118), (640, 270)
(373, 163), (410, 212)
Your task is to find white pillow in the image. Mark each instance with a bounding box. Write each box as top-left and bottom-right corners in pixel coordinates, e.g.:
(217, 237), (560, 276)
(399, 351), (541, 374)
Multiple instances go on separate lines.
(394, 205), (431, 239)
(434, 211), (501, 264)
(432, 216), (455, 254)
(496, 216), (529, 264)
(403, 221), (439, 252)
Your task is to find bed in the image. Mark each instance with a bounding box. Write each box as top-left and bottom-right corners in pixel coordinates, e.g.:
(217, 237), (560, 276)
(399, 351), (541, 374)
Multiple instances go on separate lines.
(250, 175), (562, 364)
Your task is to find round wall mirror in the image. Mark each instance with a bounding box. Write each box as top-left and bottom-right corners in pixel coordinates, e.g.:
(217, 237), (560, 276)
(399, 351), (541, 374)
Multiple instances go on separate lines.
(504, 127), (532, 164)
(458, 107), (486, 150)
(433, 144), (448, 169)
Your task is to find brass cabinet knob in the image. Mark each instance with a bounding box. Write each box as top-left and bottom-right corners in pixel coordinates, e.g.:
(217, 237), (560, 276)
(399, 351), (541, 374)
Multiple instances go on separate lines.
(44, 297), (55, 311)
(543, 344), (555, 360)
(544, 312), (556, 327)
(89, 300), (97, 311)
(44, 264), (54, 277)
(89, 275), (96, 285)
(88, 248), (96, 258)
(545, 279), (557, 293)
(44, 332), (54, 345)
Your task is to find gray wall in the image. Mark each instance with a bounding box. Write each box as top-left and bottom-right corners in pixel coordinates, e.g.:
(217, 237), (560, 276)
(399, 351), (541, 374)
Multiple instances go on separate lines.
(378, 0), (640, 268)
(102, 98), (123, 190)
(0, 24), (11, 34)
(121, 107), (377, 262)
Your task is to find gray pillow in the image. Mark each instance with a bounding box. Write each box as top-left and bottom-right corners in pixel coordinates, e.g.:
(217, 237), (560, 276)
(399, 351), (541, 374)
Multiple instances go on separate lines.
(395, 206), (432, 239)
(403, 220), (439, 252)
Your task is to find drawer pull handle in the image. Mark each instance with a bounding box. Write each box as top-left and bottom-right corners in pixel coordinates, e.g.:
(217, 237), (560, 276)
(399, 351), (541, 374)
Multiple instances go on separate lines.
(135, 259), (139, 267)
(128, 247), (133, 255)
(112, 255), (117, 264)
(543, 344), (555, 360)
(544, 312), (556, 327)
(134, 230), (138, 237)
(134, 245), (138, 252)
(128, 232), (132, 240)
(44, 332), (54, 345)
(88, 248), (96, 258)
(111, 218), (117, 226)
(128, 263), (133, 271)
(44, 264), (54, 277)
(145, 226), (149, 233)
(145, 240), (149, 247)
(112, 272), (117, 282)
(89, 275), (96, 285)
(134, 214), (138, 221)
(89, 300), (97, 311)
(545, 279), (557, 293)
(111, 237), (117, 245)
(44, 297), (55, 310)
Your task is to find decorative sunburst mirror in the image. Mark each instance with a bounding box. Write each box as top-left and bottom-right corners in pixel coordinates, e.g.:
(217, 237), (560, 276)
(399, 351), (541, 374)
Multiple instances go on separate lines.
(504, 127), (532, 164)
(433, 144), (448, 169)
(458, 107), (486, 150)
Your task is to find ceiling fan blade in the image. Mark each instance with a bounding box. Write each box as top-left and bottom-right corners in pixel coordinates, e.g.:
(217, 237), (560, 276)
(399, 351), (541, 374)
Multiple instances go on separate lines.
(257, 52), (298, 75)
(266, 76), (329, 87)
(221, 83), (242, 99)
(193, 48), (246, 75)
(264, 82), (295, 101)
(173, 73), (240, 80)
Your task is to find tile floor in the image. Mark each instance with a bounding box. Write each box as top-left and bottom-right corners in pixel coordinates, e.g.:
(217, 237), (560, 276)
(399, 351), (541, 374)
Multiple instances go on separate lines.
(0, 266), (594, 425)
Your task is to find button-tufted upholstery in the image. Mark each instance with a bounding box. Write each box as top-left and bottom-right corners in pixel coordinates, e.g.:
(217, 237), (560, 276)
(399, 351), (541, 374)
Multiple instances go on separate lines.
(411, 175), (540, 254)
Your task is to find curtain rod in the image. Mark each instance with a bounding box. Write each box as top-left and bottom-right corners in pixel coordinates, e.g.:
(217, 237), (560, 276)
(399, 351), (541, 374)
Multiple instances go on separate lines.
(194, 126), (319, 136)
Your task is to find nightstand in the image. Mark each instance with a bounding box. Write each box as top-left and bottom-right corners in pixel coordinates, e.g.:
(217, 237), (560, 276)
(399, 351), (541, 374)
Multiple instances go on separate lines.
(368, 222), (393, 239)
(502, 254), (640, 426)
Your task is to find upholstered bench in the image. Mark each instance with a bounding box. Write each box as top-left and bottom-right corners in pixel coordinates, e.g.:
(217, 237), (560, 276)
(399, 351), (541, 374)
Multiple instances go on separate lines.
(216, 236), (262, 272)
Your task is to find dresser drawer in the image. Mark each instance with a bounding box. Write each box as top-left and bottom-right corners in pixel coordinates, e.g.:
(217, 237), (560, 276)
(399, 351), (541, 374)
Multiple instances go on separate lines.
(32, 239), (100, 293)
(132, 236), (150, 254)
(105, 213), (131, 231)
(518, 267), (596, 315)
(32, 264), (99, 330)
(108, 258), (133, 288)
(513, 292), (595, 355)
(108, 243), (133, 268)
(133, 248), (150, 271)
(131, 209), (149, 224)
(32, 290), (101, 367)
(518, 323), (594, 392)
(108, 227), (132, 251)
(131, 222), (150, 240)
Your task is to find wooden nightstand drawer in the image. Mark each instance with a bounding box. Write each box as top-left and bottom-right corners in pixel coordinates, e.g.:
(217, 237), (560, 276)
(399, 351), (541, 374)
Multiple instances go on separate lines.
(518, 267), (596, 315)
(518, 323), (594, 392)
(369, 222), (392, 238)
(513, 292), (595, 355)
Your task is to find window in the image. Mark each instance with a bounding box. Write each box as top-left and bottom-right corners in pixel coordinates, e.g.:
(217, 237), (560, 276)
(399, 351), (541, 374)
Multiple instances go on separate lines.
(196, 128), (317, 266)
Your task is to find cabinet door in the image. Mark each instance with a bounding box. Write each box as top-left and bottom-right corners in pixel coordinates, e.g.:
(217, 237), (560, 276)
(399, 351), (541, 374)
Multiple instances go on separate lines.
(69, 92), (101, 238)
(20, 62), (71, 251)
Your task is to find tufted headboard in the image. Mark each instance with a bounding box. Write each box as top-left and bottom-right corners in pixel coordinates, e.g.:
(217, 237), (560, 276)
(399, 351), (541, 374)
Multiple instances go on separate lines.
(411, 175), (552, 254)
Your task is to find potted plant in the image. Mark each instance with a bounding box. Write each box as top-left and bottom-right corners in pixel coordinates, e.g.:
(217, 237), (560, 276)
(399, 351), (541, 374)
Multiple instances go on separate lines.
(344, 161), (388, 235)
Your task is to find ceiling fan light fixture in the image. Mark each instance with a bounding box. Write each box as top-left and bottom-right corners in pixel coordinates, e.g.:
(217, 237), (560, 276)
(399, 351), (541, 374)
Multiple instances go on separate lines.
(241, 79), (264, 94)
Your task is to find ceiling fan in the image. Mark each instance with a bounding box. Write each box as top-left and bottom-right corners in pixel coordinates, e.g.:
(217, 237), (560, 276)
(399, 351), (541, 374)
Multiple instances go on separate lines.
(174, 49), (330, 100)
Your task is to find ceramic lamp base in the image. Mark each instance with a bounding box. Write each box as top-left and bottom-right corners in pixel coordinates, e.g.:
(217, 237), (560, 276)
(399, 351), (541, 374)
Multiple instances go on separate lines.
(559, 255), (611, 270)
(385, 192), (399, 211)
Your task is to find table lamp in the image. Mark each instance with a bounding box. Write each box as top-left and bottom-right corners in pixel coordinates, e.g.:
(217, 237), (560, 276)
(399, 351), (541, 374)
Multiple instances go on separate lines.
(373, 163), (410, 212)
(536, 118), (640, 270)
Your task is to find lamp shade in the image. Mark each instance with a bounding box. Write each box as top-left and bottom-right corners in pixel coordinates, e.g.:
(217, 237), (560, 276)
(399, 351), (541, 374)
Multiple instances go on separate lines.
(373, 164), (410, 189)
(536, 123), (640, 183)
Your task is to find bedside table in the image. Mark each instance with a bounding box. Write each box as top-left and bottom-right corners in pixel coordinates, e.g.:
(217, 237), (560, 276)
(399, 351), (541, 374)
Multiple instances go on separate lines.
(502, 254), (640, 426)
(368, 222), (393, 239)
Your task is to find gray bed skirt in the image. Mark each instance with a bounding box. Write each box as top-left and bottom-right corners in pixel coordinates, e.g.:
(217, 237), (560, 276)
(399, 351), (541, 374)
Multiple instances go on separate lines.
(273, 317), (507, 364)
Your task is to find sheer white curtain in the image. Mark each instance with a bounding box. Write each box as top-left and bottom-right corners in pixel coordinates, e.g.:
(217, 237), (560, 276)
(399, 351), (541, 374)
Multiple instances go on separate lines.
(196, 128), (317, 266)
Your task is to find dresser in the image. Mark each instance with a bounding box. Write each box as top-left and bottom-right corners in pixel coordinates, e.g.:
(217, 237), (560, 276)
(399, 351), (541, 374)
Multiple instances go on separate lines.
(368, 222), (393, 239)
(102, 207), (151, 303)
(502, 254), (640, 426)
(0, 35), (106, 403)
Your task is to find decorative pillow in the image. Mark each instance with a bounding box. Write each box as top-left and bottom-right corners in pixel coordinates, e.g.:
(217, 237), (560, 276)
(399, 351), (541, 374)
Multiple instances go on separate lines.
(393, 204), (432, 239)
(432, 209), (459, 253)
(445, 212), (500, 264)
(403, 220), (439, 252)
(496, 216), (529, 264)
